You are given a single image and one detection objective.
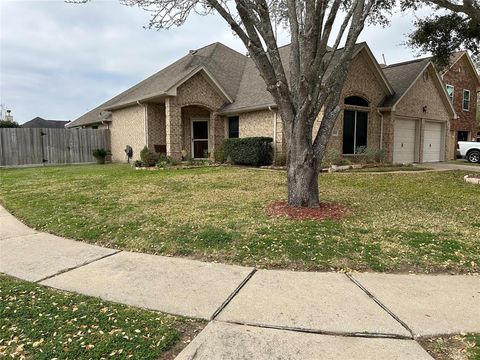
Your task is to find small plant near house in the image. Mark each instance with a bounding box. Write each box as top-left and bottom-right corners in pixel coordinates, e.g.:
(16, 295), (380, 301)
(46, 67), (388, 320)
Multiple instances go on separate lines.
(92, 148), (111, 164)
(140, 146), (159, 167)
(357, 146), (387, 164)
(213, 146), (226, 164)
(223, 137), (273, 167)
(274, 153), (287, 167)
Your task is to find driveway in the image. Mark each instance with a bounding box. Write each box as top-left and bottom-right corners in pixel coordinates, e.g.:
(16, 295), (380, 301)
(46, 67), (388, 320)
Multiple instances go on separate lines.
(422, 161), (480, 172)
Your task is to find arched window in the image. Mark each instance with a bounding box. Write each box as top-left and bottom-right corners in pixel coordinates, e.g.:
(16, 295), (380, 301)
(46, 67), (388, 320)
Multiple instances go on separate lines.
(344, 96), (369, 107)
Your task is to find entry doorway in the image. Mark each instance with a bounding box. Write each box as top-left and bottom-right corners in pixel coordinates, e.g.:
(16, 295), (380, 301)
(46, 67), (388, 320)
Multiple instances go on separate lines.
(191, 119), (209, 159)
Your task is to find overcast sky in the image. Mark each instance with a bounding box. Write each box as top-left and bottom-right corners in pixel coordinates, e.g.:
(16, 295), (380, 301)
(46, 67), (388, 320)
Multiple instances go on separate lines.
(0, 0), (434, 123)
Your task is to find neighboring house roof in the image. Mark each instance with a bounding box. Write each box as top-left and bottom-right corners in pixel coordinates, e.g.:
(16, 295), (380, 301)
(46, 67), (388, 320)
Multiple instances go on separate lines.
(67, 42), (246, 128)
(22, 117), (70, 128)
(441, 51), (480, 89)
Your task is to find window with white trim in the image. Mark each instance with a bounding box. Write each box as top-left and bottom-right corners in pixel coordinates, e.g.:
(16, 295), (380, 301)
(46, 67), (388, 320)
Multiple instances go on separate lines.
(463, 90), (470, 111)
(446, 85), (454, 103)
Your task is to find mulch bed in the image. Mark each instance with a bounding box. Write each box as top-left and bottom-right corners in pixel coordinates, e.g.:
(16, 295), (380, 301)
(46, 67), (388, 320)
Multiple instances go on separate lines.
(266, 201), (350, 220)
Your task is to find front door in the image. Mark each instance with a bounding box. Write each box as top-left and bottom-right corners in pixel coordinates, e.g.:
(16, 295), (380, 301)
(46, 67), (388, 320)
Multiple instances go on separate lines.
(192, 120), (209, 159)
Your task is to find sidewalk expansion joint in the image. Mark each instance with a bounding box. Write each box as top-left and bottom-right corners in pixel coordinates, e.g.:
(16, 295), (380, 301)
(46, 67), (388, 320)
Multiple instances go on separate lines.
(214, 319), (414, 340)
(210, 268), (257, 321)
(345, 273), (415, 338)
(36, 250), (122, 284)
(0, 232), (39, 242)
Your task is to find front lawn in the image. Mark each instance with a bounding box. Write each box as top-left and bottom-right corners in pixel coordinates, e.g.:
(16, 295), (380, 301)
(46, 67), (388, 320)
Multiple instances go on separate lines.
(421, 334), (480, 360)
(0, 275), (204, 359)
(0, 164), (479, 273)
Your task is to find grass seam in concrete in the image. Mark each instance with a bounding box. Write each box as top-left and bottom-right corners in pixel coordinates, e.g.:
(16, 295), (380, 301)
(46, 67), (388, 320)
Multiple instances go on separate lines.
(345, 273), (415, 338)
(214, 319), (414, 340)
(36, 250), (122, 284)
(210, 268), (257, 321)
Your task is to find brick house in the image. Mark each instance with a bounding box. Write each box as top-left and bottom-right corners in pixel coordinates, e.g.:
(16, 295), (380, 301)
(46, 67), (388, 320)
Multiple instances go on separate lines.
(67, 42), (457, 164)
(440, 52), (480, 158)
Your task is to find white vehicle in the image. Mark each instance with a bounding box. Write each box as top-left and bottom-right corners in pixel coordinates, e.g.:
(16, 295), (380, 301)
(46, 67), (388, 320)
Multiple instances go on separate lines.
(458, 141), (480, 163)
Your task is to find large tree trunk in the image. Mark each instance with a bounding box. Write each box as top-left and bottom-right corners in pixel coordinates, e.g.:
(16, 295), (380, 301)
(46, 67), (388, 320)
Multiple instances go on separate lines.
(287, 143), (321, 207)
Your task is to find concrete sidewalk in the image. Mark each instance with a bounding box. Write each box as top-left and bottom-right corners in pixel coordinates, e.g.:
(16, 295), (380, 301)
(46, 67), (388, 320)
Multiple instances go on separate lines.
(1, 205), (479, 359)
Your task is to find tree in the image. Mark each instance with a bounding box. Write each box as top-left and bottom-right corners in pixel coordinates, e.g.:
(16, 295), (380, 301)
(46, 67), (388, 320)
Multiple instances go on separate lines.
(74, 0), (395, 207)
(0, 120), (21, 128)
(404, 0), (480, 66)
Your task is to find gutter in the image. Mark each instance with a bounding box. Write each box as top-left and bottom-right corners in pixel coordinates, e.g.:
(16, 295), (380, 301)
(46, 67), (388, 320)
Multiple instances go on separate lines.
(219, 103), (277, 116)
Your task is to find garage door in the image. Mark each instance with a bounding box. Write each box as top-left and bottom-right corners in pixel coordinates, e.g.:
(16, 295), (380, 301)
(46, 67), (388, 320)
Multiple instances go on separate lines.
(393, 118), (417, 163)
(423, 122), (442, 163)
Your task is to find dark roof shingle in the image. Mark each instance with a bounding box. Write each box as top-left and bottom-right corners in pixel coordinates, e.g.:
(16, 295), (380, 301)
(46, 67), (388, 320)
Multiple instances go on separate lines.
(22, 117), (70, 129)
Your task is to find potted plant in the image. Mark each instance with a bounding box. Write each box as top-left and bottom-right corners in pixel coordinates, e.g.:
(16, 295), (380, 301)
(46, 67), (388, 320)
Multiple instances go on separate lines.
(92, 148), (111, 164)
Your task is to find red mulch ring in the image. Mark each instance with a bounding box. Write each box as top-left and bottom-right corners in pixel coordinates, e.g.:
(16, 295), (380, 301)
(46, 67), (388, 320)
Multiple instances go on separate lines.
(266, 201), (350, 221)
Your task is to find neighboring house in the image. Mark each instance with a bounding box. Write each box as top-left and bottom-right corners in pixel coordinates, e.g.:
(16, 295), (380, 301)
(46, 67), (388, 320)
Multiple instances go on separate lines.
(22, 117), (70, 129)
(440, 52), (480, 155)
(67, 42), (456, 164)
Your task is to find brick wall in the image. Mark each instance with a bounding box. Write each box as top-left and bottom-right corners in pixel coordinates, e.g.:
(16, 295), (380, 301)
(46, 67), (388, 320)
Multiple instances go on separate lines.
(147, 103), (166, 150)
(110, 105), (146, 162)
(442, 55), (479, 157)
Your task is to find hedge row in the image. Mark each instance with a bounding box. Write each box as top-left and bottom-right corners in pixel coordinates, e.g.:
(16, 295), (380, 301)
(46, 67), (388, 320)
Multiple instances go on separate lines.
(223, 137), (273, 166)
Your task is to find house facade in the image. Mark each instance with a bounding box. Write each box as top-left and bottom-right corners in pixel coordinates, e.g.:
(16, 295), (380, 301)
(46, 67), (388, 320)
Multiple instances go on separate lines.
(68, 42), (460, 164)
(441, 52), (480, 159)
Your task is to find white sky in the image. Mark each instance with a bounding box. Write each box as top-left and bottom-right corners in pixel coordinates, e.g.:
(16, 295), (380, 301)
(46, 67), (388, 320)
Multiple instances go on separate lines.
(0, 0), (435, 123)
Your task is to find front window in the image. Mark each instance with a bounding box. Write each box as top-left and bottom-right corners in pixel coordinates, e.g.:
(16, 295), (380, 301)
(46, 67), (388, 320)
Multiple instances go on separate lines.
(343, 110), (368, 154)
(463, 90), (470, 111)
(446, 85), (454, 103)
(228, 116), (239, 138)
(458, 131), (469, 142)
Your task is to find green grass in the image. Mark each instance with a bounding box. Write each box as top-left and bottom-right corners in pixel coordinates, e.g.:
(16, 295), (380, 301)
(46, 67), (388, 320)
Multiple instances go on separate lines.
(0, 275), (204, 359)
(0, 164), (479, 273)
(347, 165), (430, 173)
(421, 334), (480, 360)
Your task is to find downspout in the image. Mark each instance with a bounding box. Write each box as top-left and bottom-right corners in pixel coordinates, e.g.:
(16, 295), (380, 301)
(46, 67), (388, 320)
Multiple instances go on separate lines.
(269, 106), (277, 161)
(137, 100), (148, 148)
(377, 109), (384, 150)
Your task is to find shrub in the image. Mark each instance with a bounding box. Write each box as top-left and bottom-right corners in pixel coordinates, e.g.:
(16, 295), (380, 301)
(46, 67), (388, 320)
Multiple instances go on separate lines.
(223, 137), (273, 166)
(213, 146), (226, 164)
(140, 146), (159, 167)
(357, 147), (386, 164)
(0, 120), (21, 128)
(92, 148), (111, 164)
(321, 149), (343, 168)
(274, 153), (287, 167)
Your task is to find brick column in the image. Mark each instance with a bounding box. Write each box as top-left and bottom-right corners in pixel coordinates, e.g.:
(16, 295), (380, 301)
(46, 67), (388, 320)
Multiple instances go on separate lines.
(165, 97), (182, 161)
(209, 112), (224, 160)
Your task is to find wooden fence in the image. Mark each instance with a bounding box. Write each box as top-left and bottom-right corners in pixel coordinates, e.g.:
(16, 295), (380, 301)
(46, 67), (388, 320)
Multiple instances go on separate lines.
(0, 128), (110, 167)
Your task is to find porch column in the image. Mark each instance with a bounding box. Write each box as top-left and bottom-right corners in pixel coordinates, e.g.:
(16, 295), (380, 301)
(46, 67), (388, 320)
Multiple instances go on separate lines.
(209, 111), (224, 160)
(165, 97), (182, 161)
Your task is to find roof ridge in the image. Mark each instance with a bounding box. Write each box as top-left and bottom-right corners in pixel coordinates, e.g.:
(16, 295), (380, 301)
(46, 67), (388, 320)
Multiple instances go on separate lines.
(384, 57), (430, 69)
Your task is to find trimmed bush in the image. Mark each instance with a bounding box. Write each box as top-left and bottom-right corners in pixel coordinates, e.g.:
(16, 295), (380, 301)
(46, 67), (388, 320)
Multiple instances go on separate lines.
(223, 137), (273, 166)
(140, 146), (159, 167)
(92, 148), (111, 164)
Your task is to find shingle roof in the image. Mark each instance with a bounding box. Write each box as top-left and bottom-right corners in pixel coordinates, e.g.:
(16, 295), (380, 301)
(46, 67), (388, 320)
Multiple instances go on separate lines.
(70, 41), (434, 127)
(22, 117), (70, 129)
(380, 58), (430, 108)
(220, 43), (369, 114)
(67, 42), (246, 128)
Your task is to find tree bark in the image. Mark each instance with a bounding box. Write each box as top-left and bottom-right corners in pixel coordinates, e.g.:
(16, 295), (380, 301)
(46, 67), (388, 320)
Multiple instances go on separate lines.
(286, 131), (321, 207)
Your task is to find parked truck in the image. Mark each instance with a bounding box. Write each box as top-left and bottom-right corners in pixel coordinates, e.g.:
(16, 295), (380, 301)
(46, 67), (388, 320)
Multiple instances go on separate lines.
(458, 141), (480, 163)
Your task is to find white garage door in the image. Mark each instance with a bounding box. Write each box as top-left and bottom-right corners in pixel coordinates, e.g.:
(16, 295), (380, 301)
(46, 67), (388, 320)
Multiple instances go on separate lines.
(394, 118), (417, 163)
(423, 122), (442, 163)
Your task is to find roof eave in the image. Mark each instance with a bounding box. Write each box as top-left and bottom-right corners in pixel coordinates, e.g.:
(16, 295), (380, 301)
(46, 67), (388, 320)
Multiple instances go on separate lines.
(219, 103), (277, 115)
